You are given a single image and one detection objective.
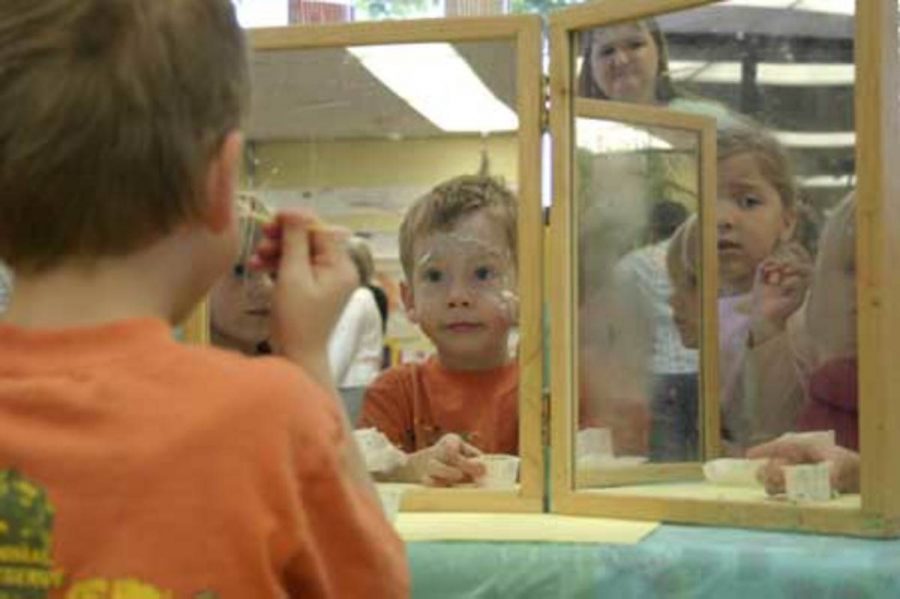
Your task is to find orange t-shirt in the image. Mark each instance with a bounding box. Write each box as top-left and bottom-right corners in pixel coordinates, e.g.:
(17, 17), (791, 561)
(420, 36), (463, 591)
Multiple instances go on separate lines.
(0, 318), (408, 599)
(358, 357), (518, 454)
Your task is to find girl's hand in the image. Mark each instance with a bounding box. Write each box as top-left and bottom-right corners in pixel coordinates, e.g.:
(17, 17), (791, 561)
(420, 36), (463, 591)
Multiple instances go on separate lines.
(750, 242), (812, 343)
(747, 437), (860, 495)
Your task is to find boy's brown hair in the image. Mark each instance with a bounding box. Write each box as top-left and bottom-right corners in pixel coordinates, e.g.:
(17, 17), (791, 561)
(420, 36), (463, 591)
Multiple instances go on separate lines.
(0, 0), (249, 273)
(398, 175), (518, 282)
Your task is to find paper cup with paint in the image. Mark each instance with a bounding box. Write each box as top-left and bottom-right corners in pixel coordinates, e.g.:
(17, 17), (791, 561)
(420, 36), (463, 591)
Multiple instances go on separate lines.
(576, 427), (614, 459)
(376, 485), (407, 523)
(477, 454), (520, 489)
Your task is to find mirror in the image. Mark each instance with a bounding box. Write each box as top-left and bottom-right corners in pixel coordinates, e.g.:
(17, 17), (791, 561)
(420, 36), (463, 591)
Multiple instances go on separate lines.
(212, 37), (524, 489)
(572, 0), (857, 491)
(574, 110), (708, 488)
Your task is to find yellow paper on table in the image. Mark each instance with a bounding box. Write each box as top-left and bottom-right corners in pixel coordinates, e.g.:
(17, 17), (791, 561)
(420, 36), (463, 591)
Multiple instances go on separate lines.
(395, 512), (658, 544)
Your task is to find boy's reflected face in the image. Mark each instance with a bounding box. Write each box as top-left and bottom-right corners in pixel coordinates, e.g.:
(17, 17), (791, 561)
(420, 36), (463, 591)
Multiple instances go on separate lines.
(209, 262), (273, 351)
(404, 211), (516, 370)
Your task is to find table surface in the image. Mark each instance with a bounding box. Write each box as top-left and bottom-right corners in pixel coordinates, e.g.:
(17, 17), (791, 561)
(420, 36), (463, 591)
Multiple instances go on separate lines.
(407, 522), (900, 598)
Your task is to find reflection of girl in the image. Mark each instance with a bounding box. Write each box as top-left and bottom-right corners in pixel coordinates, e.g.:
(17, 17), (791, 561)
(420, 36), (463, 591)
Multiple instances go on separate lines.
(716, 126), (808, 451)
(328, 237), (385, 388)
(209, 194), (274, 355)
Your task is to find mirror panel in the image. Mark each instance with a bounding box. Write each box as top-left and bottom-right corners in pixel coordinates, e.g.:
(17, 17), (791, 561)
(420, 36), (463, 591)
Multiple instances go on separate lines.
(574, 107), (708, 489)
(212, 36), (528, 492)
(571, 0), (857, 493)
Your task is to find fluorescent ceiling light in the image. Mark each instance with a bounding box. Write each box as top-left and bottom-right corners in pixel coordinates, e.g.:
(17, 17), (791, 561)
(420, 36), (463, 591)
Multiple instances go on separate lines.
(670, 60), (854, 86)
(233, 0), (288, 28)
(348, 43), (518, 133)
(576, 120), (674, 153)
(720, 0), (854, 16)
(774, 130), (855, 148)
(799, 174), (856, 188)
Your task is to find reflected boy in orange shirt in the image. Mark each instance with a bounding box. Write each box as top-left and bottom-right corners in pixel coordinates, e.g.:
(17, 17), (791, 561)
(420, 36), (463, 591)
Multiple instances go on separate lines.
(359, 175), (519, 486)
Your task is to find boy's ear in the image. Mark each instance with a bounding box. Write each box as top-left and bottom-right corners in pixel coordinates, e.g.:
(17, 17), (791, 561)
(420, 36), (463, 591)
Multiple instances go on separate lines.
(400, 281), (418, 324)
(204, 131), (243, 233)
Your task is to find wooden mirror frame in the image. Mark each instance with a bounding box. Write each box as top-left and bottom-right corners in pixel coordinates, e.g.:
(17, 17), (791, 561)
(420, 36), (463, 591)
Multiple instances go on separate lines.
(549, 0), (900, 537)
(185, 16), (546, 513)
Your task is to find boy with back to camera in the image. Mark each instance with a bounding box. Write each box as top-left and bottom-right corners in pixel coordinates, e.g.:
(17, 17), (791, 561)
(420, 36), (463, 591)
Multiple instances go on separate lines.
(358, 175), (519, 487)
(0, 1), (408, 597)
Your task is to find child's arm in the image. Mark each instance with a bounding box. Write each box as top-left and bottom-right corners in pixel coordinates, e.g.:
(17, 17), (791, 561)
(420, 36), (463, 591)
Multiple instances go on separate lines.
(748, 242), (812, 347)
(747, 437), (859, 494)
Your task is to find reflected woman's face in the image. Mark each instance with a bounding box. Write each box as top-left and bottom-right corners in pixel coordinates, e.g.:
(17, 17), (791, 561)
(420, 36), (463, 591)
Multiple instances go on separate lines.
(590, 24), (660, 104)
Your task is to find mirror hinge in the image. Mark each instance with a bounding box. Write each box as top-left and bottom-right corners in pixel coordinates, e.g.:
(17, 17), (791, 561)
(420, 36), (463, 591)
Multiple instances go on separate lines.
(540, 74), (551, 133)
(541, 388), (551, 447)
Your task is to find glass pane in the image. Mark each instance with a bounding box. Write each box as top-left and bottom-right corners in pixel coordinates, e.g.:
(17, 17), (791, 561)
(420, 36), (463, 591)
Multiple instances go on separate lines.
(575, 115), (703, 489)
(573, 0), (858, 496)
(215, 39), (522, 488)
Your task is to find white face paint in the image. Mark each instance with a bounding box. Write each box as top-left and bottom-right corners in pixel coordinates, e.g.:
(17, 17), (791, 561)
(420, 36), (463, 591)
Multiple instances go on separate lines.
(407, 211), (517, 370)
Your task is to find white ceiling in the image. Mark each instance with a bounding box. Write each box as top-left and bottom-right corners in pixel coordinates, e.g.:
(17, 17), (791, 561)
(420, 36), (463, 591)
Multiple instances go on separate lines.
(246, 40), (518, 142)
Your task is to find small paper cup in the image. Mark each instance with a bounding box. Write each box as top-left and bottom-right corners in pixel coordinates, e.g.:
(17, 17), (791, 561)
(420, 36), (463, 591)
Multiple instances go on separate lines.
(477, 454), (520, 489)
(785, 462), (833, 502)
(377, 485), (406, 523)
(576, 427), (613, 458)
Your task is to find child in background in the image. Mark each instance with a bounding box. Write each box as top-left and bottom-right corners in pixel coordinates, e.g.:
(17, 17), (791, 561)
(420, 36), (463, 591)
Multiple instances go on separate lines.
(358, 175), (518, 487)
(615, 200), (698, 462)
(0, 1), (407, 596)
(747, 193), (860, 492)
(209, 193), (276, 355)
(666, 215), (701, 354)
(715, 125), (810, 450)
(792, 193), (857, 449)
(328, 236), (385, 389)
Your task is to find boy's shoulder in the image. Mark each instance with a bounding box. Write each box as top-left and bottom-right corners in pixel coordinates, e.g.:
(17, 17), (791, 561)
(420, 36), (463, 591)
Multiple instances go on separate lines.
(166, 340), (338, 426)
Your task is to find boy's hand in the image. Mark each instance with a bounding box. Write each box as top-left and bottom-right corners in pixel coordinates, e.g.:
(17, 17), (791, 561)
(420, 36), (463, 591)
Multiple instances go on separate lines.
(421, 433), (486, 487)
(746, 438), (860, 495)
(750, 242), (812, 344)
(250, 210), (356, 376)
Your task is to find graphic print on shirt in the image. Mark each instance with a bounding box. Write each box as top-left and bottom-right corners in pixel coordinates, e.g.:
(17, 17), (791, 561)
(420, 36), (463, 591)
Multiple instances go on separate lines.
(0, 470), (220, 599)
(65, 580), (220, 598)
(0, 469), (63, 598)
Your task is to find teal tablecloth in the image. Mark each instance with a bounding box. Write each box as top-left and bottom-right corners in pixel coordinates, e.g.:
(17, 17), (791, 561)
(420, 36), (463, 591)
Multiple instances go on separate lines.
(408, 524), (900, 598)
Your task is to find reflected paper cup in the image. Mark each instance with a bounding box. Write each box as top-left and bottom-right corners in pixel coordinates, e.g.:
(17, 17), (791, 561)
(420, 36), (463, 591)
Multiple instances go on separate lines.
(477, 454), (520, 489)
(377, 486), (406, 524)
(354, 428), (386, 452)
(576, 427), (613, 459)
(703, 458), (766, 487)
(785, 462), (833, 502)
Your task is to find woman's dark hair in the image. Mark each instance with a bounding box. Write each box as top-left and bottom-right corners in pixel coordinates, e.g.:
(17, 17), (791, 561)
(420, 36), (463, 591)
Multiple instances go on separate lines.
(368, 284), (389, 333)
(577, 18), (678, 103)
